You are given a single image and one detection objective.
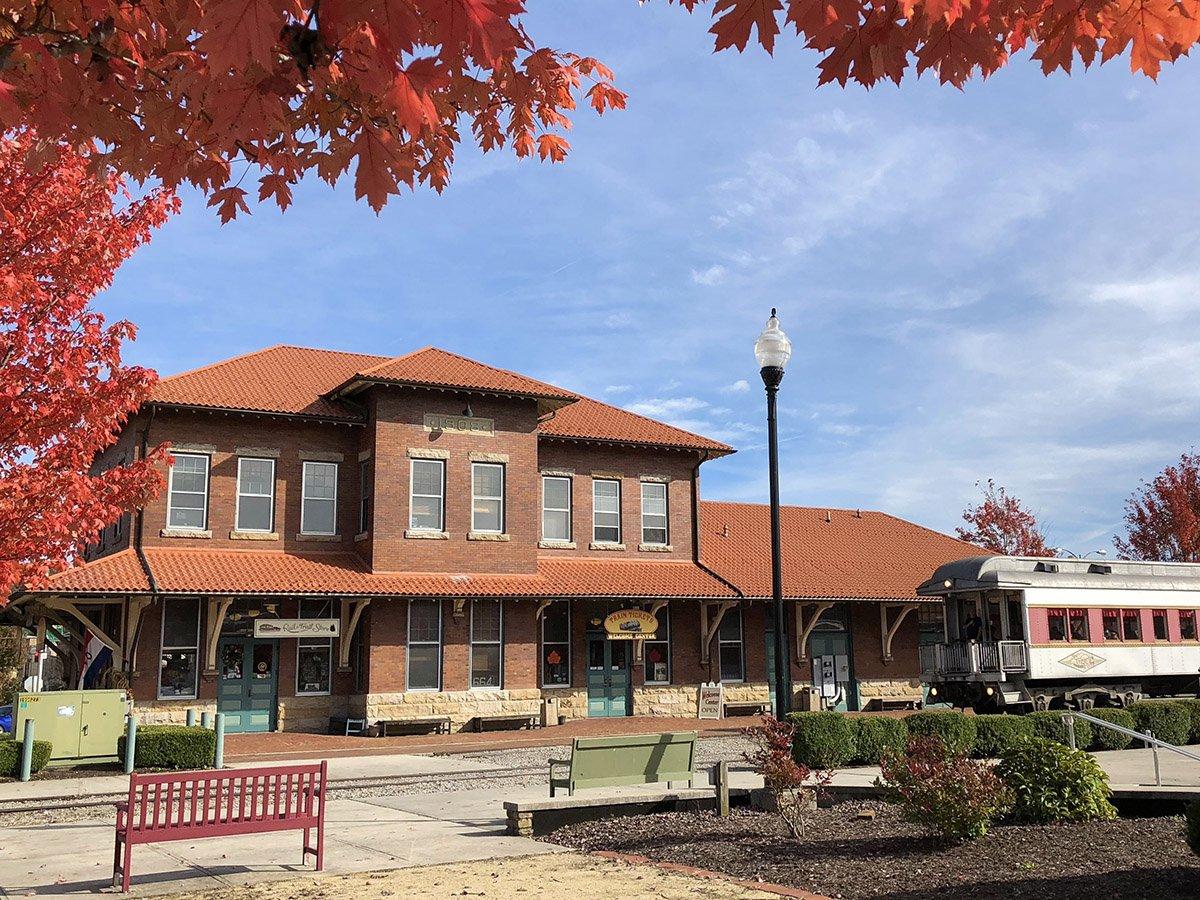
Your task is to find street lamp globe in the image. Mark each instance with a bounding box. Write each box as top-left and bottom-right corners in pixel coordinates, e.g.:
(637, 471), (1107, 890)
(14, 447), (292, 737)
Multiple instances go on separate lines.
(754, 308), (793, 373)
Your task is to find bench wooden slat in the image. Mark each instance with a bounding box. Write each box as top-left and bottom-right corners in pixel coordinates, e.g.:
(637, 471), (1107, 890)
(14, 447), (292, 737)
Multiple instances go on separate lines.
(549, 731), (699, 798)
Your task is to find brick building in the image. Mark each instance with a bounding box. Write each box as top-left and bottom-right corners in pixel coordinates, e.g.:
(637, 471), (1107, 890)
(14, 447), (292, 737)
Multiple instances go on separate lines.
(6, 345), (979, 732)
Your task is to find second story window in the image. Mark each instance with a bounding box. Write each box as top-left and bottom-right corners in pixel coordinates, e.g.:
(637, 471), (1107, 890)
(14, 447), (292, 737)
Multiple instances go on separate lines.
(301, 461), (338, 535)
(410, 459), (444, 531)
(236, 458), (275, 532)
(641, 482), (668, 546)
(359, 460), (371, 534)
(542, 476), (572, 541)
(167, 453), (209, 529)
(472, 463), (505, 533)
(593, 478), (621, 543)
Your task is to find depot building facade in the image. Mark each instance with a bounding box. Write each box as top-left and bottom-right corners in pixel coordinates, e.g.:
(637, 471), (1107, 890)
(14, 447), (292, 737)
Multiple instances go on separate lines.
(6, 345), (981, 732)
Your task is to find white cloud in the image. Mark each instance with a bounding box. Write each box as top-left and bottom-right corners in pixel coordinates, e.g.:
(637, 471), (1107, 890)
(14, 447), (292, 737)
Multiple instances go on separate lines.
(603, 384), (632, 395)
(625, 396), (710, 418)
(604, 311), (633, 328)
(722, 379), (750, 394)
(691, 265), (727, 286)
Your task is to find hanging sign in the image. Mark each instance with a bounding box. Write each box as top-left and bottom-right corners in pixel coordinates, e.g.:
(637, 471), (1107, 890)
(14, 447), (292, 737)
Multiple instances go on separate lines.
(603, 609), (658, 640)
(698, 682), (724, 719)
(254, 619), (339, 638)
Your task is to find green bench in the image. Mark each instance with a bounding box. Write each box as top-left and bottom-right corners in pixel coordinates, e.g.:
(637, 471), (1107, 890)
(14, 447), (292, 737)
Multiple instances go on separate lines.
(548, 731), (698, 797)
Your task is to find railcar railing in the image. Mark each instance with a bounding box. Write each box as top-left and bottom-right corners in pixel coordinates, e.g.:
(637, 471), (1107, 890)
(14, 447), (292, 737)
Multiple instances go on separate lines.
(919, 640), (1028, 677)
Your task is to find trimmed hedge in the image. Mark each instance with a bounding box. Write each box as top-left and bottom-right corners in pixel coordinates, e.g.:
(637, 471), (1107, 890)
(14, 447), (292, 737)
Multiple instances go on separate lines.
(904, 710), (977, 755)
(1086, 708), (1135, 751)
(1170, 698), (1200, 745)
(0, 737), (53, 777)
(971, 714), (1034, 758)
(1129, 701), (1191, 747)
(788, 711), (856, 769)
(849, 716), (908, 765)
(117, 725), (215, 771)
(1027, 710), (1093, 750)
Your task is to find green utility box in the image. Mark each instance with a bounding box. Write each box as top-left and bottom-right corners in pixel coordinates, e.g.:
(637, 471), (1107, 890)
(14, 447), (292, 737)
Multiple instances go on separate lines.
(15, 690), (129, 764)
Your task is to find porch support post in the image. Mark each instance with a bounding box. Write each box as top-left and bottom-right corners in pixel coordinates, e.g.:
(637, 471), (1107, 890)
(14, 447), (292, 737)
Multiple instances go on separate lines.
(122, 596), (151, 675)
(881, 603), (920, 664)
(794, 601), (834, 664)
(338, 598), (371, 671)
(203, 597), (233, 675)
(700, 600), (737, 665)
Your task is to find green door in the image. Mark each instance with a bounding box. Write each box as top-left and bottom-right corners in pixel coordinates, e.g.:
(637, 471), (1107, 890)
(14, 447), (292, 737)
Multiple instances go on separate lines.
(217, 638), (278, 733)
(586, 636), (630, 717)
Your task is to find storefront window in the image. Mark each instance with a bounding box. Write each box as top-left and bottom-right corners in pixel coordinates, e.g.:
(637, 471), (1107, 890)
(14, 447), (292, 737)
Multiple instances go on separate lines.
(644, 605), (670, 685)
(159, 597), (200, 698)
(297, 598), (332, 695)
(718, 608), (743, 683)
(470, 599), (503, 688)
(407, 599), (442, 691)
(541, 601), (571, 686)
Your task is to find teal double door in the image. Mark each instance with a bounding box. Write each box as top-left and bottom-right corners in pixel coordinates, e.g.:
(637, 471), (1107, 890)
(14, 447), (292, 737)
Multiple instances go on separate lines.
(217, 637), (278, 733)
(586, 635), (631, 717)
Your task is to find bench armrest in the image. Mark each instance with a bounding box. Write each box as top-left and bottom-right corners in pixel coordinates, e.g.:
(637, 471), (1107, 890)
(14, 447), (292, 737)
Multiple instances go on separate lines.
(548, 758), (570, 769)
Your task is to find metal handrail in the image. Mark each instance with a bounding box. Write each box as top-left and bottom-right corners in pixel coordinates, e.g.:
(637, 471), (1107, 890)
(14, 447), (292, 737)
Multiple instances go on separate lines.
(1062, 710), (1200, 785)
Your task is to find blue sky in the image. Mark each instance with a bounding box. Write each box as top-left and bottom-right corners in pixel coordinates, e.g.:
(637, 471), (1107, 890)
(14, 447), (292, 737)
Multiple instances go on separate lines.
(98, 2), (1200, 552)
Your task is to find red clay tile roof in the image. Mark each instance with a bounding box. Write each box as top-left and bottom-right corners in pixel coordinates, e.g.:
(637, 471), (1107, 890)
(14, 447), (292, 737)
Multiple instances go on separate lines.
(22, 549), (735, 599)
(151, 346), (386, 420)
(538, 396), (733, 456)
(340, 347), (577, 403)
(699, 501), (982, 602)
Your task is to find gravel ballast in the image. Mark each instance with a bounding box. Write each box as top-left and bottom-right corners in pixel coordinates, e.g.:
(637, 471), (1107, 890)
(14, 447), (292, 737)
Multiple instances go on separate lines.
(545, 802), (1200, 899)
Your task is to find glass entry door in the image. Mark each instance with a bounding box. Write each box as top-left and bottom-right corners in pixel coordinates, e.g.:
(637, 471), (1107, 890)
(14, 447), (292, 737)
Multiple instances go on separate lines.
(586, 636), (630, 717)
(217, 637), (278, 732)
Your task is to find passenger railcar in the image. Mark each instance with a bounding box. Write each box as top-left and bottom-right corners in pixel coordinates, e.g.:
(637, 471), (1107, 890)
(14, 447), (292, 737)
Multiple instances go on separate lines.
(917, 556), (1200, 711)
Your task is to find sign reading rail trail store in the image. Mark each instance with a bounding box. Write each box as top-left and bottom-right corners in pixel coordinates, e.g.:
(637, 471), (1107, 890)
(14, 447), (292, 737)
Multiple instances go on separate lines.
(603, 609), (658, 640)
(424, 413), (495, 436)
(253, 619), (340, 638)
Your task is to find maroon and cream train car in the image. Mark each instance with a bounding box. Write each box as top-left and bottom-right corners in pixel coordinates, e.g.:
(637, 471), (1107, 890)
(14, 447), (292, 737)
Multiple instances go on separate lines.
(917, 555), (1200, 711)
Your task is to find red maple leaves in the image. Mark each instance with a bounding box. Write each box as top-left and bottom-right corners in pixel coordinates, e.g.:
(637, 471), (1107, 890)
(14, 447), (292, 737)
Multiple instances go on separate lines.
(1116, 451), (1200, 561)
(0, 131), (177, 595)
(956, 479), (1052, 556)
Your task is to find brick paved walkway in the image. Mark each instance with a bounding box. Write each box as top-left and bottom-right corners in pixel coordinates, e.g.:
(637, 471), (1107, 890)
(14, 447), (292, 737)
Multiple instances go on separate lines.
(225, 715), (758, 761)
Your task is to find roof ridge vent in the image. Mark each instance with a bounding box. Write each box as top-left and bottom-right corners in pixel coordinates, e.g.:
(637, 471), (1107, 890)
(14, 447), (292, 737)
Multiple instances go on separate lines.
(1088, 563), (1113, 575)
(1034, 561), (1060, 573)
(825, 510), (832, 523)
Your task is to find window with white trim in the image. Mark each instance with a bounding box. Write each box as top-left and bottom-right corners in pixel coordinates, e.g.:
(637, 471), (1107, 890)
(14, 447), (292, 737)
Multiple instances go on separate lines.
(541, 601), (571, 686)
(470, 599), (503, 688)
(359, 460), (371, 534)
(718, 608), (744, 683)
(472, 463), (505, 533)
(407, 599), (442, 690)
(301, 461), (338, 535)
(296, 598), (332, 695)
(644, 605), (671, 684)
(236, 457), (275, 532)
(593, 478), (621, 543)
(158, 597), (200, 699)
(641, 482), (668, 545)
(542, 475), (572, 541)
(167, 454), (209, 529)
(409, 459), (444, 531)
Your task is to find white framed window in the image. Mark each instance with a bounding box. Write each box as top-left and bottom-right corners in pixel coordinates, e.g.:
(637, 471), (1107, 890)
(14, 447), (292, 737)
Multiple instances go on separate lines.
(541, 601), (571, 687)
(167, 453), (209, 529)
(158, 597), (201, 699)
(236, 457), (275, 532)
(407, 599), (442, 691)
(301, 461), (338, 535)
(542, 476), (572, 541)
(472, 463), (505, 533)
(470, 599), (503, 689)
(593, 478), (621, 543)
(641, 482), (668, 545)
(645, 605), (671, 685)
(296, 598), (333, 696)
(410, 459), (445, 531)
(359, 460), (371, 534)
(718, 607), (744, 683)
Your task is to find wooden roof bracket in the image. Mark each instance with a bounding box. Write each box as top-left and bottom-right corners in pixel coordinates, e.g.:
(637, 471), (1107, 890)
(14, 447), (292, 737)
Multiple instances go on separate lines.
(203, 597), (234, 675)
(338, 598), (371, 671)
(700, 600), (737, 665)
(535, 598), (555, 619)
(41, 595), (125, 669)
(881, 603), (920, 664)
(795, 601), (834, 663)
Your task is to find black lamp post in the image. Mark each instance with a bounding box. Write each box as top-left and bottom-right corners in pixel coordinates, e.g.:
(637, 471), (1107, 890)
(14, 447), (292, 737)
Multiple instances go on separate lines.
(755, 308), (793, 718)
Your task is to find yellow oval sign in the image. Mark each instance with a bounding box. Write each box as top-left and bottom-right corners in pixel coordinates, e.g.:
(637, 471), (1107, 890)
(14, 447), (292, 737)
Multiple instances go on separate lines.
(603, 609), (658, 639)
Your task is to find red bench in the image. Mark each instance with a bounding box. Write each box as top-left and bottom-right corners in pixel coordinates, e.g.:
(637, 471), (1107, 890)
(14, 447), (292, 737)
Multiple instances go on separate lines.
(112, 761), (328, 892)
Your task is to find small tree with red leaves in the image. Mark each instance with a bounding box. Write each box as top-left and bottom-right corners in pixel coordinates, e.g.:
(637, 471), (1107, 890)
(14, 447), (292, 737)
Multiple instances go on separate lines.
(956, 479), (1050, 557)
(1, 130), (177, 596)
(744, 716), (831, 838)
(1116, 451), (1200, 562)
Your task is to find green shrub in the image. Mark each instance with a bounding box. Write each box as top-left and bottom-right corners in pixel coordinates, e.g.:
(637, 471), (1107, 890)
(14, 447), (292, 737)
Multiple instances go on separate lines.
(997, 736), (1116, 824)
(849, 716), (908, 765)
(0, 737), (53, 777)
(1129, 701), (1191, 747)
(971, 715), (1034, 758)
(117, 726), (215, 771)
(788, 711), (856, 769)
(1086, 708), (1135, 751)
(1187, 800), (1200, 857)
(903, 710), (977, 755)
(1027, 710), (1093, 750)
(1170, 699), (1200, 745)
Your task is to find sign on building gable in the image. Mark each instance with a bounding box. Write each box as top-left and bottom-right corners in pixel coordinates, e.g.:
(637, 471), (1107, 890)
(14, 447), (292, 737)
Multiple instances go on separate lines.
(424, 413), (495, 437)
(253, 619), (340, 638)
(603, 609), (658, 640)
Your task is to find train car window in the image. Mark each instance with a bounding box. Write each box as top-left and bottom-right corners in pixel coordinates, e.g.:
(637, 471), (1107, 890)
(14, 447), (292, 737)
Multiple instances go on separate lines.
(1005, 597), (1024, 640)
(1181, 610), (1198, 641)
(1152, 609), (1169, 641)
(1047, 609), (1068, 642)
(1068, 609), (1089, 642)
(1121, 609), (1142, 642)
(1102, 609), (1121, 641)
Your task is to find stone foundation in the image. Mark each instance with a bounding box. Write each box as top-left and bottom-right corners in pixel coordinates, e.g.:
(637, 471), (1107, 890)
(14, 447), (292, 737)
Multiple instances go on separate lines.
(134, 699), (217, 725)
(857, 677), (924, 706)
(634, 682), (771, 717)
(278, 694), (349, 732)
(364, 688), (588, 731)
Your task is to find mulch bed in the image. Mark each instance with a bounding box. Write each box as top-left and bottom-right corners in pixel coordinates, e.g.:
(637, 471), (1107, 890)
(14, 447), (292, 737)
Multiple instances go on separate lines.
(544, 802), (1200, 899)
